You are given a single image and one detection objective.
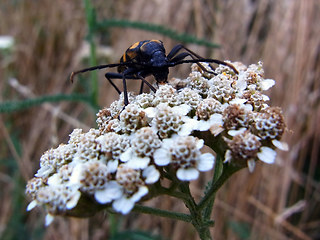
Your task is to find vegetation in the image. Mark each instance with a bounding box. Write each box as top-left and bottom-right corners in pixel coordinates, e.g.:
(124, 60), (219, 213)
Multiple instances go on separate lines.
(0, 0), (319, 239)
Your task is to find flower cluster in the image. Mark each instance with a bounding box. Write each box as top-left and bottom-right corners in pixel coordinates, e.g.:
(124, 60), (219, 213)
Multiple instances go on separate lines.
(26, 60), (287, 224)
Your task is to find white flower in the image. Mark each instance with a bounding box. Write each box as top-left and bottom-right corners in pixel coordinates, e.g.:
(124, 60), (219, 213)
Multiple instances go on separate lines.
(153, 147), (171, 166)
(153, 136), (215, 181)
(227, 128), (247, 137)
(26, 200), (38, 211)
(120, 148), (150, 169)
(272, 139), (289, 151)
(143, 165), (160, 184)
(45, 214), (55, 226)
(0, 35), (14, 49)
(177, 168), (199, 181)
(35, 165), (54, 178)
(198, 153), (216, 171)
(260, 79), (275, 91)
(112, 186), (148, 214)
(236, 72), (248, 92)
(66, 189), (81, 209)
(229, 98), (248, 105)
(207, 114), (224, 136)
(179, 117), (199, 136)
(247, 159), (256, 172)
(94, 181), (123, 204)
(111, 165), (150, 214)
(257, 146), (277, 164)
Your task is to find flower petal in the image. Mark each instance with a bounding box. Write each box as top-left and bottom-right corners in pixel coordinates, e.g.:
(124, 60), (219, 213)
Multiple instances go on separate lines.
(120, 148), (132, 163)
(94, 181), (122, 204)
(257, 147), (277, 164)
(179, 118), (199, 136)
(176, 168), (199, 181)
(197, 119), (211, 131)
(247, 159), (256, 172)
(260, 79), (275, 90)
(196, 139), (204, 149)
(153, 148), (171, 166)
(228, 128), (247, 137)
(47, 173), (61, 186)
(130, 186), (148, 202)
(45, 214), (55, 226)
(197, 153), (215, 172)
(112, 198), (134, 215)
(26, 200), (38, 211)
(172, 104), (191, 115)
(143, 165), (160, 184)
(229, 98), (247, 105)
(224, 150), (232, 163)
(272, 139), (289, 151)
(66, 190), (81, 209)
(0, 36), (14, 49)
(107, 159), (119, 173)
(125, 156), (150, 169)
(35, 165), (54, 178)
(144, 107), (156, 118)
(236, 73), (247, 91)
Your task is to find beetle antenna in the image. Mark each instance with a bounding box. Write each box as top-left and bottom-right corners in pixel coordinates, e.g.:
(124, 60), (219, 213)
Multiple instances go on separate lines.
(70, 63), (125, 83)
(169, 59), (239, 74)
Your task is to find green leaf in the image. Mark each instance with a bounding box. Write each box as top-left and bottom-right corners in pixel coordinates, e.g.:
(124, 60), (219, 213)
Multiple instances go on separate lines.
(111, 230), (165, 240)
(229, 221), (251, 240)
(96, 19), (220, 48)
(0, 93), (94, 113)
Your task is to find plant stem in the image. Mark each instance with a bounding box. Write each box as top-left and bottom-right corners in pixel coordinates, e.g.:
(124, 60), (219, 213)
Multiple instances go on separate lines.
(133, 205), (192, 223)
(197, 163), (244, 211)
(0, 93), (95, 113)
(179, 182), (212, 240)
(83, 0), (99, 106)
(203, 154), (223, 219)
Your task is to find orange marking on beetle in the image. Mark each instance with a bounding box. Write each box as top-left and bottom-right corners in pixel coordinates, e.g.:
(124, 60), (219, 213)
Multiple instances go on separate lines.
(122, 53), (126, 62)
(150, 39), (162, 44)
(126, 50), (137, 61)
(129, 41), (140, 50)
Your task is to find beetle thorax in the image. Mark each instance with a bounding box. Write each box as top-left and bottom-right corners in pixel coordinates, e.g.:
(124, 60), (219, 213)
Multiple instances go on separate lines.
(149, 51), (168, 68)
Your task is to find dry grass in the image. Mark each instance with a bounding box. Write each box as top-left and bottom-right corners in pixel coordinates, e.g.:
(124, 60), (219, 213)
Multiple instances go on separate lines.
(0, 0), (319, 239)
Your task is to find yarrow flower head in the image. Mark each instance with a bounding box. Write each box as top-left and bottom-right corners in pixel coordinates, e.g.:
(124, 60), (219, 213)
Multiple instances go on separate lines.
(26, 60), (287, 224)
(153, 136), (215, 181)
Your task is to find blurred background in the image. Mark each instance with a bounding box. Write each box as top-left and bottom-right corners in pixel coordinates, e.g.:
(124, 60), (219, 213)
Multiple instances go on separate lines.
(0, 0), (319, 239)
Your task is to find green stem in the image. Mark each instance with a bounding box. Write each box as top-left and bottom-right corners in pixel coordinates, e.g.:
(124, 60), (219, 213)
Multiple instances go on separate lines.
(133, 205), (192, 223)
(83, 0), (98, 105)
(157, 186), (188, 200)
(96, 19), (220, 48)
(0, 93), (96, 113)
(203, 154), (224, 219)
(108, 213), (119, 237)
(197, 163), (244, 211)
(179, 182), (212, 240)
(145, 182), (189, 201)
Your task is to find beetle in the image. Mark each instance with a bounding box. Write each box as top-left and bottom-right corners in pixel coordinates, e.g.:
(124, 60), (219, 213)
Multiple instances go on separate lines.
(70, 40), (238, 105)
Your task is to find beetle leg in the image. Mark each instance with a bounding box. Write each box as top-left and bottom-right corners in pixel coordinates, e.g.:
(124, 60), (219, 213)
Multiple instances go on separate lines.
(168, 52), (190, 63)
(169, 51), (215, 74)
(139, 81), (144, 94)
(105, 71), (156, 105)
(122, 74), (129, 106)
(136, 73), (157, 93)
(167, 44), (204, 61)
(104, 72), (130, 105)
(105, 72), (123, 94)
(167, 44), (217, 74)
(167, 44), (185, 60)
